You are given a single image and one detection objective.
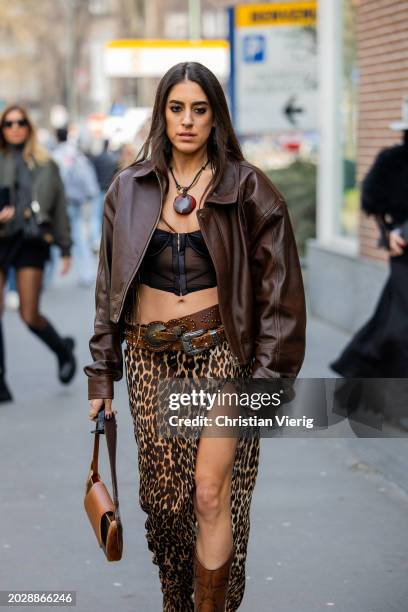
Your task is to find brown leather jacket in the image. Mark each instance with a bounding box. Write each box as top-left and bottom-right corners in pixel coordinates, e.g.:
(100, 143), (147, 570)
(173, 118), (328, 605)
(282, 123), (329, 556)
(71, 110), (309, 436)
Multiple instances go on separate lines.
(84, 158), (306, 399)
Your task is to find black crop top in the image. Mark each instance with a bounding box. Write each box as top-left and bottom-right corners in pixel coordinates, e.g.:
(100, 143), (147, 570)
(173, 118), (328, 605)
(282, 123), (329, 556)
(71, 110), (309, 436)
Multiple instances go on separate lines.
(138, 228), (217, 296)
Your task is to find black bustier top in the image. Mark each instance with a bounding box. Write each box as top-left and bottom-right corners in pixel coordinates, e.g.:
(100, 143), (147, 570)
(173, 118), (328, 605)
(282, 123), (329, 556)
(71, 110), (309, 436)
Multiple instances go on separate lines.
(138, 228), (217, 296)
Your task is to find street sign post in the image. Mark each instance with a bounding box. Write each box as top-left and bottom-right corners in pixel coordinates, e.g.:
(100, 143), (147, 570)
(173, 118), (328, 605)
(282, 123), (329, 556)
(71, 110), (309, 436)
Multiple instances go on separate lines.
(228, 2), (318, 134)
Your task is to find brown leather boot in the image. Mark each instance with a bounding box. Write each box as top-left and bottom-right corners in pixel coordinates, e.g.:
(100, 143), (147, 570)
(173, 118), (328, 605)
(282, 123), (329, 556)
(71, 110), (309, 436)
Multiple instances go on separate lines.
(193, 547), (234, 612)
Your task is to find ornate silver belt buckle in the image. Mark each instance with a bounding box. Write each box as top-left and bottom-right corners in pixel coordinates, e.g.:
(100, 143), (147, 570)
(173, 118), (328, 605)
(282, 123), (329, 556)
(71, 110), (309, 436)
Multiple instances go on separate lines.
(181, 329), (206, 355)
(144, 322), (168, 347)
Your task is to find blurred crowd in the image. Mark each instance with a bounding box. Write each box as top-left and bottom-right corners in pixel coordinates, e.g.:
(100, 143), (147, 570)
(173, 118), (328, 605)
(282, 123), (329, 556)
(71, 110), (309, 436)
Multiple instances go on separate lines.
(4, 122), (141, 312)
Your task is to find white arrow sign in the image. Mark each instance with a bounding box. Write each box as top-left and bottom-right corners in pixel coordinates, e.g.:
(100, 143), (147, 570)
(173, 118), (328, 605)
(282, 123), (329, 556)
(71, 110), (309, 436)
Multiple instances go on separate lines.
(230, 3), (318, 133)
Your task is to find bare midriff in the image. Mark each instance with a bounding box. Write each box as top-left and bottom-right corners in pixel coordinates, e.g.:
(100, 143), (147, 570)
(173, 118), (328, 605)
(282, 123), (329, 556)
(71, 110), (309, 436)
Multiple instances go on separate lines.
(133, 284), (219, 325)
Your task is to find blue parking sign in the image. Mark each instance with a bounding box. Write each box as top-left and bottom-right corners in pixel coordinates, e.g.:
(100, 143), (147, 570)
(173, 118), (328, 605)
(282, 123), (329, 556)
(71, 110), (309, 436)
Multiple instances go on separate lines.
(243, 35), (266, 62)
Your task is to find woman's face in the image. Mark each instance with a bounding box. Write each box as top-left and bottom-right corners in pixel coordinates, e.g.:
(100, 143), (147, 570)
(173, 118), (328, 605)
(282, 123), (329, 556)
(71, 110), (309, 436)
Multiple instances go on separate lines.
(165, 80), (214, 156)
(2, 109), (30, 146)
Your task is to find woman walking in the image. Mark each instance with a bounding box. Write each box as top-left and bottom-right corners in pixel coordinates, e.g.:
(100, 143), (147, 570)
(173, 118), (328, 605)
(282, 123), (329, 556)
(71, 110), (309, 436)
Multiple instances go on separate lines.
(331, 126), (408, 378)
(0, 105), (76, 402)
(86, 62), (306, 611)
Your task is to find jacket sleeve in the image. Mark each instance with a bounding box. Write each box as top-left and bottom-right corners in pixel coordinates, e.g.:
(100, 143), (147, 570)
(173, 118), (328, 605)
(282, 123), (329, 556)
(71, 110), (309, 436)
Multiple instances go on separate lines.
(83, 179), (123, 399)
(249, 196), (306, 379)
(50, 162), (72, 257)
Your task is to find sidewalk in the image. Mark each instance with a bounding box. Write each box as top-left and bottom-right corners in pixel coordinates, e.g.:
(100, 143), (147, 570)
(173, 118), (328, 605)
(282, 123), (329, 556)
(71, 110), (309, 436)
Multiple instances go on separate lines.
(1, 283), (407, 612)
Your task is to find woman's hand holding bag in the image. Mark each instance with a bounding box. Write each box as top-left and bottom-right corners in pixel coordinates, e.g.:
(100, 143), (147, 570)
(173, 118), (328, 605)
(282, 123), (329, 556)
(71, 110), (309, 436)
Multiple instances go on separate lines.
(89, 398), (117, 421)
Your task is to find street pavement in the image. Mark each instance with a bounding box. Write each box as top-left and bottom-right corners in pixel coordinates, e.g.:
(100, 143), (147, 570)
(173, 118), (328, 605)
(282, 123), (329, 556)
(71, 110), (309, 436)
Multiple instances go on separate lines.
(1, 278), (407, 612)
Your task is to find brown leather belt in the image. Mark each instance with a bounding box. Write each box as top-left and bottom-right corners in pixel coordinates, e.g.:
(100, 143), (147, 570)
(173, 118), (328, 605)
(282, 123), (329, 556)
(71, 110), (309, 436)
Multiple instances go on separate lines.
(124, 304), (226, 355)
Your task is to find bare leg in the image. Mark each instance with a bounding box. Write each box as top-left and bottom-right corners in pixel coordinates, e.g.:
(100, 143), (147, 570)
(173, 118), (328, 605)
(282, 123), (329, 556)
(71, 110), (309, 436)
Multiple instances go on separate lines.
(194, 382), (242, 569)
(194, 435), (237, 569)
(193, 382), (256, 611)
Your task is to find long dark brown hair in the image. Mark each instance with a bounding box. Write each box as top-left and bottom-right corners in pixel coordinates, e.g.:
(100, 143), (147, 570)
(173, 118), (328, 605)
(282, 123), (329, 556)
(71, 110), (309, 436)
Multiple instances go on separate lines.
(0, 104), (50, 167)
(135, 62), (243, 198)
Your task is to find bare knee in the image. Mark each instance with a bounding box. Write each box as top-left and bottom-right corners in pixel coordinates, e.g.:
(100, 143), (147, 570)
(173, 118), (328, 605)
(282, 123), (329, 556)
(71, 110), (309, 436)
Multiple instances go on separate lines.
(195, 478), (226, 520)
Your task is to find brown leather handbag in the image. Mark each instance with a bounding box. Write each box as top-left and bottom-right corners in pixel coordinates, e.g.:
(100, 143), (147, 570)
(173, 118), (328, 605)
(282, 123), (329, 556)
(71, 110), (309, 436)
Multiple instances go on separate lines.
(84, 408), (123, 561)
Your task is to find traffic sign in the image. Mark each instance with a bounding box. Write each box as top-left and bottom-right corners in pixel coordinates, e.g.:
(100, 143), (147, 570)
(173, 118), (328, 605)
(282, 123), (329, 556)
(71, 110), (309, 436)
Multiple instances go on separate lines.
(229, 2), (318, 133)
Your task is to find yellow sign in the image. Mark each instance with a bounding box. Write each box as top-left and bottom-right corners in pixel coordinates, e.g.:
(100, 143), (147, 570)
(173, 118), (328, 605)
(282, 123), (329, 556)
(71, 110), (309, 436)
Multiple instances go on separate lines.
(104, 40), (229, 78)
(236, 2), (317, 28)
(106, 39), (228, 49)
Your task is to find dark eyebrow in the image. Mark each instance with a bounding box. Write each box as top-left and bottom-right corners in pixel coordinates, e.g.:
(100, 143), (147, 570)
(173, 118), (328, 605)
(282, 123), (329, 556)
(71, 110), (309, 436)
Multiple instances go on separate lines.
(168, 99), (209, 106)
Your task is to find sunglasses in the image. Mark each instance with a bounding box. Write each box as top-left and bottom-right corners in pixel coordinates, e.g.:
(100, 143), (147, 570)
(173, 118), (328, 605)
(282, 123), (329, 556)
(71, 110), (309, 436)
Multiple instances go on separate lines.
(2, 119), (29, 129)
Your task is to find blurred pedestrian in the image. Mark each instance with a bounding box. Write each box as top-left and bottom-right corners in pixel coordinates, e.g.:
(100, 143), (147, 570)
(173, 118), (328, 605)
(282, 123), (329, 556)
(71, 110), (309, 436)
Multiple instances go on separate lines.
(0, 104), (76, 403)
(89, 139), (118, 252)
(86, 62), (306, 610)
(117, 142), (137, 171)
(331, 112), (408, 377)
(53, 127), (99, 287)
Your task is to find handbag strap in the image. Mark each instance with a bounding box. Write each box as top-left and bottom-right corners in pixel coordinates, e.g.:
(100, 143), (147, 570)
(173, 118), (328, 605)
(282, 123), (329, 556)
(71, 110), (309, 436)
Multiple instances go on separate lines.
(90, 408), (122, 526)
(91, 430), (100, 475)
(104, 416), (122, 526)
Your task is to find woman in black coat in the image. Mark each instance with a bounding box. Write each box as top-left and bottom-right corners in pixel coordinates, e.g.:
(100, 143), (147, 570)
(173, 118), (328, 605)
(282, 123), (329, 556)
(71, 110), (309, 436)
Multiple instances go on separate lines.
(0, 104), (76, 402)
(331, 130), (408, 377)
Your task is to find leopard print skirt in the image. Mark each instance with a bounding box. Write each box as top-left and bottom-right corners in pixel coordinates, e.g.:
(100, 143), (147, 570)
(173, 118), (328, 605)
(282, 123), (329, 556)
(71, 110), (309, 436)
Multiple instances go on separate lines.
(124, 339), (260, 612)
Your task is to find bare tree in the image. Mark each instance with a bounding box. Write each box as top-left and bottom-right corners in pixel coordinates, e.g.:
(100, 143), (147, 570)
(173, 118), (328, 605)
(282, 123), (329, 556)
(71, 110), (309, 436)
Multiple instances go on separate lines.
(0, 1), (69, 120)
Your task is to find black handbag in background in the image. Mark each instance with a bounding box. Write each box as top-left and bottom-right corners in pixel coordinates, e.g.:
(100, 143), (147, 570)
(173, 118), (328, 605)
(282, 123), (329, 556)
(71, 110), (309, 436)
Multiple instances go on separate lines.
(22, 197), (54, 244)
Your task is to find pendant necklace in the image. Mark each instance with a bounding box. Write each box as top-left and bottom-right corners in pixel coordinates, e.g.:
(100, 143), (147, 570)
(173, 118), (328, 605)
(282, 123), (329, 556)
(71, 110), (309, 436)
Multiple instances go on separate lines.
(170, 160), (209, 215)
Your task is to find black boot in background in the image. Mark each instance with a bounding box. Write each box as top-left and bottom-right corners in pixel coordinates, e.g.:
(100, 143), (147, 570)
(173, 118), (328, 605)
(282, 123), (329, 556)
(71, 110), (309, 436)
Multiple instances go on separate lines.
(0, 320), (13, 402)
(28, 321), (77, 384)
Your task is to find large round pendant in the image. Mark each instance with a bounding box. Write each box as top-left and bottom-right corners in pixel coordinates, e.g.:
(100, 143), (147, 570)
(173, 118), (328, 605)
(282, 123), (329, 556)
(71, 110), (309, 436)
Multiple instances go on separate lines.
(173, 194), (196, 215)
